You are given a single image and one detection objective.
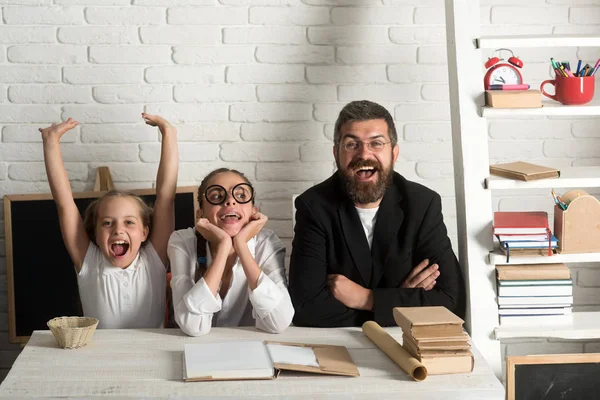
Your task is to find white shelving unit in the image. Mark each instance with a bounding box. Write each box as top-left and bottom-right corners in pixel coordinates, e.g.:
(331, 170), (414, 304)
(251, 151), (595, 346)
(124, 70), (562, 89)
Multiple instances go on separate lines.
(486, 167), (600, 190)
(495, 312), (600, 340)
(445, 0), (600, 378)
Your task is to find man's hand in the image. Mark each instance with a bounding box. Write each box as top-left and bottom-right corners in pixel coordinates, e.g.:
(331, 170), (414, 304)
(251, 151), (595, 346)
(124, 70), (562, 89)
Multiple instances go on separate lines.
(401, 259), (439, 291)
(195, 218), (232, 254)
(142, 113), (176, 136)
(233, 211), (268, 250)
(327, 274), (373, 310)
(39, 118), (79, 143)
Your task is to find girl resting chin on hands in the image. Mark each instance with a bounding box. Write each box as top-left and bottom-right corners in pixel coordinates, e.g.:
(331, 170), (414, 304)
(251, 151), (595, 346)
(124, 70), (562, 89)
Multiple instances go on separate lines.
(167, 168), (294, 336)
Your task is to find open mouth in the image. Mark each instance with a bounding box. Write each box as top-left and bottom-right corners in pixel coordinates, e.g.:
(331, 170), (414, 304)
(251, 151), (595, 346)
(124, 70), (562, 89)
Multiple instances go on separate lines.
(219, 211), (242, 223)
(355, 165), (378, 180)
(110, 240), (130, 258)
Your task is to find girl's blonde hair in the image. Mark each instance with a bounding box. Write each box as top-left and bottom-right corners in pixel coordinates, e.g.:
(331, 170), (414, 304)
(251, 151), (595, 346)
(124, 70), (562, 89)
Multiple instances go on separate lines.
(83, 190), (153, 245)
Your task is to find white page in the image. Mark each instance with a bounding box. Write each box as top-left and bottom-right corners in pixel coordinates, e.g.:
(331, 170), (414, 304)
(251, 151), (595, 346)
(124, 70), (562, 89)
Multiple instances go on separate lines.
(184, 341), (273, 380)
(265, 344), (319, 367)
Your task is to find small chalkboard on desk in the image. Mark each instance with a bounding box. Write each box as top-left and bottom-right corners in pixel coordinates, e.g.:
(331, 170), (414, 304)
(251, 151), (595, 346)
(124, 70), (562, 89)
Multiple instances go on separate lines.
(3, 186), (197, 344)
(507, 353), (600, 400)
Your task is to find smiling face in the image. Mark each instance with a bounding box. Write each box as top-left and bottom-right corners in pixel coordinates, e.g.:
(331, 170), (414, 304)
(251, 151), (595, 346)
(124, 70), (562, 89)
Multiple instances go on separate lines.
(94, 196), (149, 268)
(334, 118), (399, 208)
(199, 171), (256, 237)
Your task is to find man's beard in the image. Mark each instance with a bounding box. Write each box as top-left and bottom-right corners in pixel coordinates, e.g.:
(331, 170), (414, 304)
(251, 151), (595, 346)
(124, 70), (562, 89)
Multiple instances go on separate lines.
(338, 157), (393, 204)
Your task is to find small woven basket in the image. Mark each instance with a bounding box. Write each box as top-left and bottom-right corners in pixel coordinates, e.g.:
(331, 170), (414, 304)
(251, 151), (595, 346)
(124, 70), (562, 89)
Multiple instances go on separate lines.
(47, 316), (99, 349)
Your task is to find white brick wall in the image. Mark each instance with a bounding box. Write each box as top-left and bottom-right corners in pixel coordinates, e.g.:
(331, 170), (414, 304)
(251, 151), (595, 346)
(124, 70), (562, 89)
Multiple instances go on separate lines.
(1, 0), (600, 383)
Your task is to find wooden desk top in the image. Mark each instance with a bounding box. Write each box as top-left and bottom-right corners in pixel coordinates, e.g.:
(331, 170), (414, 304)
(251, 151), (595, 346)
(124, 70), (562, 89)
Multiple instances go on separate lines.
(0, 326), (504, 399)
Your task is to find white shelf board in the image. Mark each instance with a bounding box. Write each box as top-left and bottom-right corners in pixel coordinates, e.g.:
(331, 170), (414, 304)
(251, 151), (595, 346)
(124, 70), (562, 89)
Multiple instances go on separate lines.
(482, 101), (600, 117)
(478, 35), (600, 49)
(489, 249), (600, 265)
(486, 167), (600, 190)
(495, 311), (600, 340)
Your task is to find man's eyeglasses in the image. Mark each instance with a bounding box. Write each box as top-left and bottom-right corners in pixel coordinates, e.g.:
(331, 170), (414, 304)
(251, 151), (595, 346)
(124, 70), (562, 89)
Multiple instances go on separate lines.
(339, 139), (391, 153)
(204, 183), (254, 206)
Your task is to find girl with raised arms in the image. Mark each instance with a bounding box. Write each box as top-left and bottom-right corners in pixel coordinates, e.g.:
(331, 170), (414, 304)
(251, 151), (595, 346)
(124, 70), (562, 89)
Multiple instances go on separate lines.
(41, 114), (178, 328)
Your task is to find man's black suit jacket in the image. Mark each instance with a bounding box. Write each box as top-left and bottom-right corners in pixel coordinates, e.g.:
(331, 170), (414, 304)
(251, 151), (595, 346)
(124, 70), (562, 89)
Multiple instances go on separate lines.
(289, 171), (466, 327)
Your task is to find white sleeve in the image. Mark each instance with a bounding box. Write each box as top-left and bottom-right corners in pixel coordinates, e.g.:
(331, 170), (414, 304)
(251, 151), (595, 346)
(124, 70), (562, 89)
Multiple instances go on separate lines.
(78, 242), (100, 281)
(168, 230), (222, 337)
(249, 232), (294, 334)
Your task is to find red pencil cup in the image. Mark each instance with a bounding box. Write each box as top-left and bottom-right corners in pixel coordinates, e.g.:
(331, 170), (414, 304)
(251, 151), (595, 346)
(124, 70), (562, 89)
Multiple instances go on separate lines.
(540, 75), (595, 105)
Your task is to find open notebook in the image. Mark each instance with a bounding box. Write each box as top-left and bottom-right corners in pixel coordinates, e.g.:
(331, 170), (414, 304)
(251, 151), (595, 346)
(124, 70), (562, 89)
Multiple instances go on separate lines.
(183, 341), (360, 382)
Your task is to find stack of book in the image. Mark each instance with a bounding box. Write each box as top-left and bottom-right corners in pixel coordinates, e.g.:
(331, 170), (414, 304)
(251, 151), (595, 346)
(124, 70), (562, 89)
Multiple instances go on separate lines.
(493, 211), (557, 262)
(496, 264), (573, 325)
(393, 306), (474, 375)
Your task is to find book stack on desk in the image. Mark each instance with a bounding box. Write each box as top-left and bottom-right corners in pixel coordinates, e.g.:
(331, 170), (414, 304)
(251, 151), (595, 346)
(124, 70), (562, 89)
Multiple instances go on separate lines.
(496, 264), (573, 325)
(393, 306), (474, 375)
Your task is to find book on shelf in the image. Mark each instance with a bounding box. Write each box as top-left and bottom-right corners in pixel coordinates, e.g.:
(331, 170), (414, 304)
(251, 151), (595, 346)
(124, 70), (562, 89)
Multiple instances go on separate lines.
(182, 341), (359, 382)
(496, 233), (550, 242)
(485, 89), (542, 109)
(493, 211), (550, 235)
(497, 284), (573, 297)
(496, 234), (558, 248)
(497, 295), (573, 307)
(393, 306), (465, 339)
(496, 264), (571, 281)
(498, 279), (572, 286)
(499, 303), (573, 309)
(498, 307), (572, 316)
(489, 161), (560, 181)
(499, 246), (556, 264)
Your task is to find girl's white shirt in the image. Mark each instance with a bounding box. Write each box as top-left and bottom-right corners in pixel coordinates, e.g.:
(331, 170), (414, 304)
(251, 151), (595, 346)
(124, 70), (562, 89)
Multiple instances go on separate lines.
(77, 242), (166, 329)
(167, 227), (294, 337)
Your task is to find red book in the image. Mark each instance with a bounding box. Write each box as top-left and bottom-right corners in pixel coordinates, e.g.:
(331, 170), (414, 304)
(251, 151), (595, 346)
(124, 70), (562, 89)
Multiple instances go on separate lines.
(494, 211), (553, 260)
(493, 211), (549, 235)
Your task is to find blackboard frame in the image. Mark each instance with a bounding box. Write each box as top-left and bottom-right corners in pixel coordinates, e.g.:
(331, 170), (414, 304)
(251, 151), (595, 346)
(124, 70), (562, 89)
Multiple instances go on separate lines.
(4, 186), (198, 344)
(507, 353), (600, 400)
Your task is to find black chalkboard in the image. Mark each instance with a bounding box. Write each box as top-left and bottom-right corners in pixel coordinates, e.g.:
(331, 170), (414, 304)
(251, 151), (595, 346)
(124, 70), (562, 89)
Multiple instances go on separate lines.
(4, 187), (197, 343)
(507, 354), (600, 400)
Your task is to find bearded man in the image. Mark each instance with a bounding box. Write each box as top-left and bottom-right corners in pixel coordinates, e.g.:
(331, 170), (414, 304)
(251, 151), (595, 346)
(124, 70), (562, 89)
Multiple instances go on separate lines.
(289, 100), (466, 327)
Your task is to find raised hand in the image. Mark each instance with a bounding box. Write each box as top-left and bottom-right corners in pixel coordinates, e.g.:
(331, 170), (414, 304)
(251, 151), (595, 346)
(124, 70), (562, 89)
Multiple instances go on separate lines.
(401, 258), (439, 291)
(142, 113), (175, 136)
(233, 211), (268, 249)
(39, 118), (79, 143)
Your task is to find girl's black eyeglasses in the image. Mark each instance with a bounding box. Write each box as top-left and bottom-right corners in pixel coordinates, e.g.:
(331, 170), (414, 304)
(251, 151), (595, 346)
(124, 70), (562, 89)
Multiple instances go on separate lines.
(204, 183), (254, 206)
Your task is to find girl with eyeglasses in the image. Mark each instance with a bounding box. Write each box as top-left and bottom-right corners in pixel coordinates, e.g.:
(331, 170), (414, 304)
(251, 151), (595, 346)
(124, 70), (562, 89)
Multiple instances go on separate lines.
(167, 168), (294, 336)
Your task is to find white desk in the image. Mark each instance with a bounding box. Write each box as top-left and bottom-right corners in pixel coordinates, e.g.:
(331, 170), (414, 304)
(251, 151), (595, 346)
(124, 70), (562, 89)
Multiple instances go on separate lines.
(0, 327), (504, 399)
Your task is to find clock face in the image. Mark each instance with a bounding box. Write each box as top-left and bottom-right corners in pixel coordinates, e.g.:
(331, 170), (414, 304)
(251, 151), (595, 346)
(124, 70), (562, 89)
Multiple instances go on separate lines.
(490, 64), (522, 85)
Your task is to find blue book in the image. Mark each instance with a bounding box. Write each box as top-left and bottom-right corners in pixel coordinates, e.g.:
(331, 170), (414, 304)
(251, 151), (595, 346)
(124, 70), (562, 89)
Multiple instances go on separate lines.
(497, 234), (558, 248)
(498, 235), (557, 262)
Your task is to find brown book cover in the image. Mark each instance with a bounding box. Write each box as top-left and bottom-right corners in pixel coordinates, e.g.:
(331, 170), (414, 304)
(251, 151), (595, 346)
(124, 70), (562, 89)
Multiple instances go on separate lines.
(419, 352), (474, 375)
(489, 161), (560, 181)
(499, 247), (555, 257)
(403, 334), (470, 352)
(485, 89), (542, 108)
(496, 264), (571, 281)
(412, 333), (470, 344)
(393, 307), (464, 339)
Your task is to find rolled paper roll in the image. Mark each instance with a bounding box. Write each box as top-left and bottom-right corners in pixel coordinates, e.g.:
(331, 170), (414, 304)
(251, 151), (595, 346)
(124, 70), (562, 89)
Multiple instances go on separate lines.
(362, 320), (427, 381)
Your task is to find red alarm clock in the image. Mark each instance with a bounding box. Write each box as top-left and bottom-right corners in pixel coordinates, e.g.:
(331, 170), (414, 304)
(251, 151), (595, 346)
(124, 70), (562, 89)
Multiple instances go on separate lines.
(483, 48), (523, 90)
